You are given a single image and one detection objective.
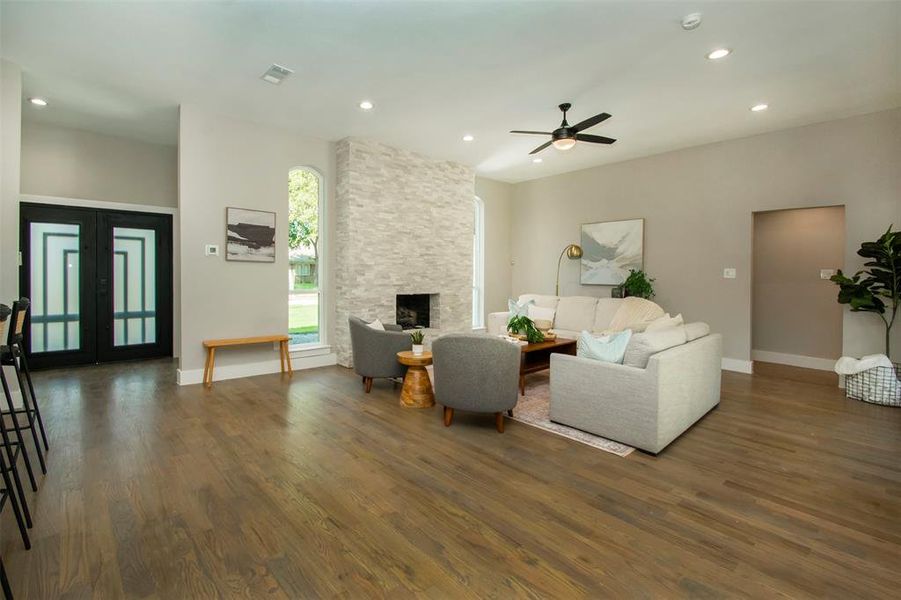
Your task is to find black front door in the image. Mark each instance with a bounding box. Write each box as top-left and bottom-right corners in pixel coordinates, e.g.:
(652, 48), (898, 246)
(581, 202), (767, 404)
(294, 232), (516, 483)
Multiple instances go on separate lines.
(19, 203), (173, 369)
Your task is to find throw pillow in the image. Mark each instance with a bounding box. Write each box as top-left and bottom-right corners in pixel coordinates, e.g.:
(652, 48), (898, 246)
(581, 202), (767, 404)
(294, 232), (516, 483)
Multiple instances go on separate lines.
(528, 304), (556, 324)
(623, 326), (688, 369)
(367, 318), (386, 331)
(646, 313), (684, 332)
(508, 298), (535, 318)
(577, 329), (632, 364)
(607, 297), (665, 332)
(683, 322), (710, 341)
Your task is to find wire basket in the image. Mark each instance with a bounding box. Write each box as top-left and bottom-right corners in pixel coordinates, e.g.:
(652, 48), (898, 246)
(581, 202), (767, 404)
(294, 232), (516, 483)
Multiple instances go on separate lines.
(845, 362), (901, 407)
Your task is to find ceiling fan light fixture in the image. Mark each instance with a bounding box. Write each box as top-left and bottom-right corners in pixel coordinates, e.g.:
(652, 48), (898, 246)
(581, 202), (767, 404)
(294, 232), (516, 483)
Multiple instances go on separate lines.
(552, 138), (576, 151)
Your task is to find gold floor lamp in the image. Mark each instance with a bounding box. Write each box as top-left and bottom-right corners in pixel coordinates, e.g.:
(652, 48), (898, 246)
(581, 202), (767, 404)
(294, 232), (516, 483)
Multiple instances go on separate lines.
(555, 243), (583, 295)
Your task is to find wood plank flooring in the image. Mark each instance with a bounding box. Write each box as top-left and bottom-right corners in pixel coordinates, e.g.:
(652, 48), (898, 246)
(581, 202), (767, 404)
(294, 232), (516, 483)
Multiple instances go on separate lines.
(2, 359), (900, 598)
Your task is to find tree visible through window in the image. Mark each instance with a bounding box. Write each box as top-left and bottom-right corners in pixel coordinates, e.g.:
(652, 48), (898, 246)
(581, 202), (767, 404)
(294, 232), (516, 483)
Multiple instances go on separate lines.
(288, 168), (321, 346)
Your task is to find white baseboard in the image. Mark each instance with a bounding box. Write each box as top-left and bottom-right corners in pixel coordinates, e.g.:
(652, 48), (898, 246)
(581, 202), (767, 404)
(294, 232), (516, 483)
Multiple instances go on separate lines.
(176, 352), (337, 386)
(751, 350), (835, 372)
(721, 358), (753, 374)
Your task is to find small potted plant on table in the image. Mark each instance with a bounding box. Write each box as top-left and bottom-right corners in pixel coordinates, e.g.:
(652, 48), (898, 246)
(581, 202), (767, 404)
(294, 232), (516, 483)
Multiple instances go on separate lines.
(410, 329), (425, 355)
(507, 315), (545, 343)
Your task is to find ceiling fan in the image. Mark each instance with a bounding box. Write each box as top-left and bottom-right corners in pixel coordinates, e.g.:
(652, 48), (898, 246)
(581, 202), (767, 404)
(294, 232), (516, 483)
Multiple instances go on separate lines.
(510, 103), (616, 155)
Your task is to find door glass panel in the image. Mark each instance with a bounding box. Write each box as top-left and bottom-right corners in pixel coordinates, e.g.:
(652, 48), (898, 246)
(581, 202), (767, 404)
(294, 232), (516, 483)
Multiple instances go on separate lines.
(113, 227), (156, 346)
(29, 222), (80, 353)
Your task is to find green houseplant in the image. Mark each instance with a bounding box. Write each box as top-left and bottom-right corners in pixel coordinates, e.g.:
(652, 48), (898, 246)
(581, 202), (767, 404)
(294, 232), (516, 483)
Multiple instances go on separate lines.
(410, 329), (425, 355)
(831, 226), (900, 357)
(507, 315), (545, 343)
(619, 269), (656, 299)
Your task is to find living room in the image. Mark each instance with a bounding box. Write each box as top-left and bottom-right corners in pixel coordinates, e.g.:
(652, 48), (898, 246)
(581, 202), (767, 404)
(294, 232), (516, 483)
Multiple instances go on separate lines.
(0, 1), (899, 597)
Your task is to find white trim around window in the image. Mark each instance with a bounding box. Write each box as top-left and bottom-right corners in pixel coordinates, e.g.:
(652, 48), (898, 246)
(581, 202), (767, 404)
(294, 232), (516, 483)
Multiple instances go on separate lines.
(472, 196), (485, 329)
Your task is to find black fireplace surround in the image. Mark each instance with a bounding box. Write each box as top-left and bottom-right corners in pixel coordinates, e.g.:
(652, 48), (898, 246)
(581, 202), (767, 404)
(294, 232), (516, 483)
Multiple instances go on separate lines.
(396, 294), (430, 329)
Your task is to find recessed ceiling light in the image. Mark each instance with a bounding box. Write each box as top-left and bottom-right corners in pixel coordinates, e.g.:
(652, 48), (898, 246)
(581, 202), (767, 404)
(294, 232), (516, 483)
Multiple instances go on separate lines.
(706, 48), (731, 60)
(750, 103), (769, 112)
(532, 158), (543, 164)
(462, 134), (474, 142)
(359, 100), (374, 111)
(29, 97), (48, 107)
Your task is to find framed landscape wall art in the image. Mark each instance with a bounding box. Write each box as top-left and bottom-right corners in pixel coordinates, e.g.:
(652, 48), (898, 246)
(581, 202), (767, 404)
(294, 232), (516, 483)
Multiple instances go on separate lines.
(580, 218), (644, 285)
(226, 207), (276, 262)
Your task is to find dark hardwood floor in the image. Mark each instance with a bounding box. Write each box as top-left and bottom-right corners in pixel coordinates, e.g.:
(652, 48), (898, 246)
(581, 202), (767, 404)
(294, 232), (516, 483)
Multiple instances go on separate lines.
(2, 359), (900, 598)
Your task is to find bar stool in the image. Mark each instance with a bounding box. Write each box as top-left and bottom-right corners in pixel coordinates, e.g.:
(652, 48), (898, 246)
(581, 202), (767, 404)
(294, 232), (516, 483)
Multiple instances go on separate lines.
(0, 304), (32, 551)
(0, 554), (12, 600)
(1, 299), (48, 475)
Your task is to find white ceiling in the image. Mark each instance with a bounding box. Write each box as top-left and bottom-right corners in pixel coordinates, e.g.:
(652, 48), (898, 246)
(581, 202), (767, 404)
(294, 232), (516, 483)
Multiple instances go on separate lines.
(3, 1), (899, 183)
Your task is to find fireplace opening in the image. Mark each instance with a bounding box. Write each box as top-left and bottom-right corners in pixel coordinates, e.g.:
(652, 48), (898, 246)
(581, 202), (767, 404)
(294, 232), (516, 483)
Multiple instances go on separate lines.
(396, 294), (432, 329)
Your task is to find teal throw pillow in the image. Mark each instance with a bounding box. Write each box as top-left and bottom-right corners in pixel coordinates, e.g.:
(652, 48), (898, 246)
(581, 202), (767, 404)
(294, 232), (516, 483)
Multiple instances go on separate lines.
(508, 298), (535, 318)
(577, 329), (633, 364)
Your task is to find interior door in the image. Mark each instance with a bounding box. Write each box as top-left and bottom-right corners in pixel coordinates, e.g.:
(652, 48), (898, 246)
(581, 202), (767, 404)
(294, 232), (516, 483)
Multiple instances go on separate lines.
(19, 203), (172, 368)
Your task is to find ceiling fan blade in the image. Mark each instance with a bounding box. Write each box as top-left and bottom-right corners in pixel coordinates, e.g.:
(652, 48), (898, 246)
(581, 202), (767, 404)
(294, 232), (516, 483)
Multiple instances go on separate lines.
(571, 112), (611, 133)
(576, 133), (616, 144)
(510, 130), (552, 135)
(529, 140), (553, 155)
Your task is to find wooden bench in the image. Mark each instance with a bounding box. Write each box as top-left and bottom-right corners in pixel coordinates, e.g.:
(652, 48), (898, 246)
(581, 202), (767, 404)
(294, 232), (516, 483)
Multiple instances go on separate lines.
(202, 335), (293, 387)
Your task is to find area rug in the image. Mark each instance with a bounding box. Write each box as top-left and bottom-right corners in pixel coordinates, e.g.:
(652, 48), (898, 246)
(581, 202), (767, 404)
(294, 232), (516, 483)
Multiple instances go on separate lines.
(512, 372), (634, 457)
(425, 367), (633, 457)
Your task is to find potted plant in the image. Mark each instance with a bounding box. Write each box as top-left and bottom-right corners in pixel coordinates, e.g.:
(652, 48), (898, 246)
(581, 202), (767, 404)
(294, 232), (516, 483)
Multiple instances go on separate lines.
(831, 225), (900, 358)
(410, 329), (425, 355)
(614, 269), (656, 299)
(507, 315), (545, 343)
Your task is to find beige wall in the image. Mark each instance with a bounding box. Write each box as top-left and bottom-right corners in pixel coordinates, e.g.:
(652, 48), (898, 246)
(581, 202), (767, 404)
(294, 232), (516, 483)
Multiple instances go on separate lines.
(0, 60), (22, 299)
(752, 206), (845, 360)
(475, 176), (513, 315)
(21, 121), (177, 207)
(511, 108), (901, 366)
(178, 105), (336, 380)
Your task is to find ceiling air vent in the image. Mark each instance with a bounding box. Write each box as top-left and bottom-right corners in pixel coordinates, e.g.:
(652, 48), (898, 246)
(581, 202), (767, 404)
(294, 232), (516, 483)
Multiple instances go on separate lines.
(261, 64), (294, 85)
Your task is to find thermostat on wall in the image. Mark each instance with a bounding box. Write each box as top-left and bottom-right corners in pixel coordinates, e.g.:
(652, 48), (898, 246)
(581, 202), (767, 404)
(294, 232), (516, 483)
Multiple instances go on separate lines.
(205, 244), (220, 257)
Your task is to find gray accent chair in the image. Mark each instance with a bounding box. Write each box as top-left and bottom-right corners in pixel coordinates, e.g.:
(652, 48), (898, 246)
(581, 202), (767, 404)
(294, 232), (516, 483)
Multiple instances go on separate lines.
(432, 334), (520, 432)
(348, 316), (411, 392)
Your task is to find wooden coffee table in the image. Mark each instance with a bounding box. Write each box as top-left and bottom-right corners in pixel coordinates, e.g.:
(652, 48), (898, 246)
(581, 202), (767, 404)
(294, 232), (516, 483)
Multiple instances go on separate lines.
(518, 337), (576, 396)
(396, 350), (435, 408)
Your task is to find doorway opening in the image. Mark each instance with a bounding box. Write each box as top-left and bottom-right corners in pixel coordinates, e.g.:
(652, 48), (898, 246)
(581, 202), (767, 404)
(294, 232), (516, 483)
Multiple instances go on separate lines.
(19, 203), (173, 369)
(751, 205), (844, 383)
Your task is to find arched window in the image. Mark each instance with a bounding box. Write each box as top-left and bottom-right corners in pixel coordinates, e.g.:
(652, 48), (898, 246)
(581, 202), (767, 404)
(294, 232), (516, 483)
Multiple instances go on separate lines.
(288, 167), (324, 347)
(472, 196), (485, 329)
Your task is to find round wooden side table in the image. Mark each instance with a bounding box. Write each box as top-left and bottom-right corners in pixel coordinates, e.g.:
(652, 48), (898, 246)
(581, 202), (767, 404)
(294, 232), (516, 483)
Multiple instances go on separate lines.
(396, 350), (434, 408)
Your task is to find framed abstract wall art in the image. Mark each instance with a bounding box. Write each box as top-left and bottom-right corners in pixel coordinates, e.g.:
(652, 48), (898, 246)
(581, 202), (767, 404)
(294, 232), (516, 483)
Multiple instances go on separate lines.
(226, 207), (276, 262)
(580, 218), (644, 285)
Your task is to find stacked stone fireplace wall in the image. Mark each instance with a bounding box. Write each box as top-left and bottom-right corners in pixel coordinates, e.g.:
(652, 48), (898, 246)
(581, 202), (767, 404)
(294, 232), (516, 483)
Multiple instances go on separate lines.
(334, 138), (475, 367)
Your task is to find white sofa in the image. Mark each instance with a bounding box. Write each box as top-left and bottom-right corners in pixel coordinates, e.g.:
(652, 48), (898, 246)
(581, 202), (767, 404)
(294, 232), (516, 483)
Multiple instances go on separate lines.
(489, 293), (722, 454)
(487, 293), (664, 339)
(550, 332), (722, 454)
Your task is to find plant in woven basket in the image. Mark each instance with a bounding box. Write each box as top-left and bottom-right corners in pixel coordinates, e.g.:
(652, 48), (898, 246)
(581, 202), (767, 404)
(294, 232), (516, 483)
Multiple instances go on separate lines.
(621, 269), (656, 299)
(507, 315), (545, 343)
(831, 225), (900, 358)
(409, 329), (425, 345)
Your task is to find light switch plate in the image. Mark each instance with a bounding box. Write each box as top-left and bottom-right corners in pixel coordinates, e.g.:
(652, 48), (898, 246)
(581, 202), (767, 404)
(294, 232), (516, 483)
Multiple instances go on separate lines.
(723, 268), (736, 279)
(205, 244), (220, 257)
(820, 269), (836, 280)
